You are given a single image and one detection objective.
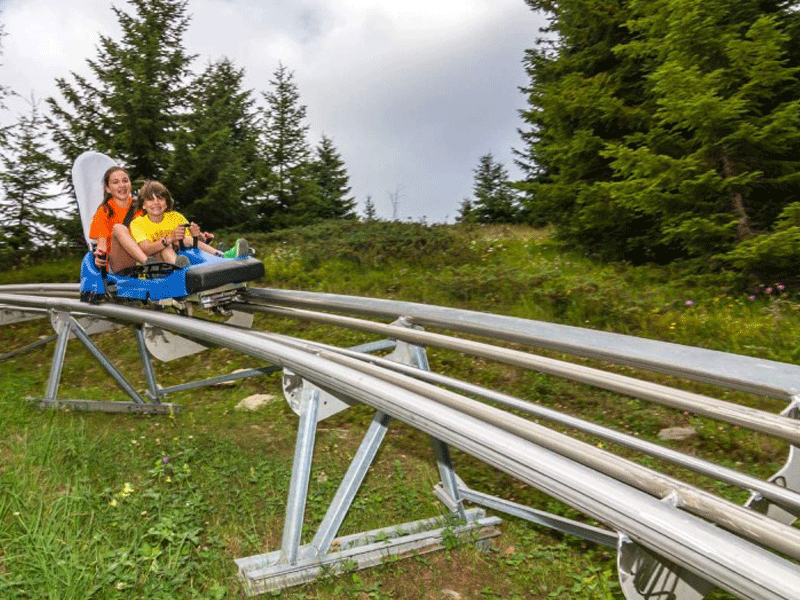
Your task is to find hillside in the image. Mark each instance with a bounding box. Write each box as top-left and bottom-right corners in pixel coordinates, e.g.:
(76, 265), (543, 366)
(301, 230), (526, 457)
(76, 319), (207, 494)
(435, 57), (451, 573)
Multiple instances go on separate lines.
(0, 221), (795, 600)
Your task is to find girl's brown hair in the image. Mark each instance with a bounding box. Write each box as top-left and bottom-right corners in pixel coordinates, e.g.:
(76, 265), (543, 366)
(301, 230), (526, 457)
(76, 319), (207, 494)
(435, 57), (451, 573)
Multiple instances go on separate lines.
(137, 180), (175, 211)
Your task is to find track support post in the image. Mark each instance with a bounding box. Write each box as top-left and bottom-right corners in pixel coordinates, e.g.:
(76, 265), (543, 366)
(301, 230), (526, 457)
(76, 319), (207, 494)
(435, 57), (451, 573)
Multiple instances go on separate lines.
(235, 317), (501, 595)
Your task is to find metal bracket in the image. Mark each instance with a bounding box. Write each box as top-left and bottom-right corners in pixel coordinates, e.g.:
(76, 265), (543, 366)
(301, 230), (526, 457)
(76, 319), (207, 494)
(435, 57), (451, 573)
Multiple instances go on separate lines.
(617, 494), (714, 600)
(143, 309), (254, 362)
(618, 533), (714, 600)
(745, 395), (800, 524)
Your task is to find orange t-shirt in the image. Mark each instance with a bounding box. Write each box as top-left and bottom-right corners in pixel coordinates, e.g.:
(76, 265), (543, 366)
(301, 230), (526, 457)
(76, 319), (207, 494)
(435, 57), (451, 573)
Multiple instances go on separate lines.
(89, 198), (144, 247)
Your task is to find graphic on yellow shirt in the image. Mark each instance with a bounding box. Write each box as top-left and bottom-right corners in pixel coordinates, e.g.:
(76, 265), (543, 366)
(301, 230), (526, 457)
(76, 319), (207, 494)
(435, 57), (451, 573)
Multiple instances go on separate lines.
(129, 211), (189, 244)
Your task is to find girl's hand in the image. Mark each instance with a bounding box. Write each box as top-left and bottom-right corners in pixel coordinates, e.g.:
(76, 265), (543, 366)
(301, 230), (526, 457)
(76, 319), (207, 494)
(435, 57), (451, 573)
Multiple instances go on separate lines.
(94, 248), (107, 268)
(94, 241), (108, 268)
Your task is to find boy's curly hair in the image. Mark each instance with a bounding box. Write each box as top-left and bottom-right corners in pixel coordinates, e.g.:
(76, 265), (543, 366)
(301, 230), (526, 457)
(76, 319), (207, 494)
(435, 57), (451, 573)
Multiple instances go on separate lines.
(137, 180), (174, 211)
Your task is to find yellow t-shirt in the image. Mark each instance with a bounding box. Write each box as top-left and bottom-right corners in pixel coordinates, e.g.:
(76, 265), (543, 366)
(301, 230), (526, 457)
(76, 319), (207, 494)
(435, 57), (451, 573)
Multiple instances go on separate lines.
(129, 211), (189, 244)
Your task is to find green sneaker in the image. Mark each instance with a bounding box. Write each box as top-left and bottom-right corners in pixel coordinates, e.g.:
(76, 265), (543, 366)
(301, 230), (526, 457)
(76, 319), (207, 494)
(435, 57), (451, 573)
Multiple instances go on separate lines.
(223, 238), (249, 258)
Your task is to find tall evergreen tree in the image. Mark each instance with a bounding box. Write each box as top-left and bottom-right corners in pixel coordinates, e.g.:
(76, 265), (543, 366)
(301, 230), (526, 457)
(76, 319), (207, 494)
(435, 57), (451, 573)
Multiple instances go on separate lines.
(517, 0), (662, 259)
(0, 99), (62, 261)
(602, 0), (800, 258)
(258, 63), (313, 228)
(465, 153), (519, 224)
(164, 58), (261, 230)
(309, 134), (356, 220)
(46, 0), (195, 183)
(518, 0), (800, 263)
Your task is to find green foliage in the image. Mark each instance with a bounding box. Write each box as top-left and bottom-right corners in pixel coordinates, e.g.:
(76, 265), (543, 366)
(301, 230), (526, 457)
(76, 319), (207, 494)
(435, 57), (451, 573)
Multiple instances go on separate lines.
(721, 202), (800, 283)
(458, 153), (519, 224)
(47, 0), (195, 182)
(258, 63), (314, 228)
(253, 219), (477, 272)
(309, 134), (357, 221)
(519, 0), (800, 266)
(0, 99), (65, 262)
(164, 58), (261, 230)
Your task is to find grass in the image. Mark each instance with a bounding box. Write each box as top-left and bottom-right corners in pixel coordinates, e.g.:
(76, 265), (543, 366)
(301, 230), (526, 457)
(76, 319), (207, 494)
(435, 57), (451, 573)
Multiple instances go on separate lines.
(1, 221), (798, 599)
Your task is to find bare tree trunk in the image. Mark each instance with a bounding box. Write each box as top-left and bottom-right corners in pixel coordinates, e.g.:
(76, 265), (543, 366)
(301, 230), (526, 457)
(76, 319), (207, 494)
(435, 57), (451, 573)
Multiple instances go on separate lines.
(721, 151), (753, 239)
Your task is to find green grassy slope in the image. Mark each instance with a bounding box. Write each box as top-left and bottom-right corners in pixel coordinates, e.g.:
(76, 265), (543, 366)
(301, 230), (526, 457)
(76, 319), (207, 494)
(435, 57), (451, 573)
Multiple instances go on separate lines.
(1, 222), (794, 599)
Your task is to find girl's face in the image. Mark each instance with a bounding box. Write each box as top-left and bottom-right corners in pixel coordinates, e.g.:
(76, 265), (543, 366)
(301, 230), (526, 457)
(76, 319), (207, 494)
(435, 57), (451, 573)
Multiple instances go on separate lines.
(143, 194), (168, 221)
(104, 169), (131, 203)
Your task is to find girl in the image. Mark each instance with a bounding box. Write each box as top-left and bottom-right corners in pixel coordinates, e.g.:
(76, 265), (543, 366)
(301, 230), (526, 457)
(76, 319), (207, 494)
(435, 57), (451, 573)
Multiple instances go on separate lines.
(89, 166), (148, 273)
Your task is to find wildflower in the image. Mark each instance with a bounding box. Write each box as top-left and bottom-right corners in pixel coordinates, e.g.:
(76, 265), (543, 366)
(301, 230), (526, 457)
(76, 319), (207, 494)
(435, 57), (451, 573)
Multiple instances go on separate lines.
(684, 300), (693, 307)
(778, 284), (786, 292)
(161, 456), (170, 465)
(749, 295), (756, 301)
(120, 483), (134, 498)
(109, 499), (118, 507)
(766, 287), (773, 294)
(505, 546), (516, 556)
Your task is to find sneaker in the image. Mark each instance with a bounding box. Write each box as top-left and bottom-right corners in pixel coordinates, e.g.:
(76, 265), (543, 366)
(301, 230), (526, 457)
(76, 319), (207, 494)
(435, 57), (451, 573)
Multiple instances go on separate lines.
(223, 238), (249, 258)
(174, 255), (191, 269)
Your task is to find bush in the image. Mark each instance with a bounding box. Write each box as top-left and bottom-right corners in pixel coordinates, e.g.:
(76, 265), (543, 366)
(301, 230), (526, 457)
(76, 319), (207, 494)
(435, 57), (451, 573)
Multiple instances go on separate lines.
(721, 203), (800, 285)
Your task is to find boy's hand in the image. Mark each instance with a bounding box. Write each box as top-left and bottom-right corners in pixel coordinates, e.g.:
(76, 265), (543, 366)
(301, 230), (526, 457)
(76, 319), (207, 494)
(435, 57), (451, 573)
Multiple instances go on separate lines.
(188, 222), (202, 237)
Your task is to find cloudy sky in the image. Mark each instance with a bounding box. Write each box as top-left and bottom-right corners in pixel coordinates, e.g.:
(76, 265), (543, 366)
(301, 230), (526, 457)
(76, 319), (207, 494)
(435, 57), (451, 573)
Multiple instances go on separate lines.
(1, 0), (544, 222)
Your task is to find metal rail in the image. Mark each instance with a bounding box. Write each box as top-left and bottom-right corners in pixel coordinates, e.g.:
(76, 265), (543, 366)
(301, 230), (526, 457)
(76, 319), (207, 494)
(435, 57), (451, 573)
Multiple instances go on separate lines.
(1, 289), (800, 599)
(242, 287), (800, 400)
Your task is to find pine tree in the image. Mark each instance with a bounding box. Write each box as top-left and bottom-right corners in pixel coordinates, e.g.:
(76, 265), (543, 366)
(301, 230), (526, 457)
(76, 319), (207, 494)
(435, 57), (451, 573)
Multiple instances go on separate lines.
(456, 198), (475, 223)
(518, 0), (800, 263)
(258, 63), (313, 228)
(310, 135), (356, 220)
(46, 0), (195, 183)
(602, 0), (800, 258)
(517, 0), (657, 258)
(468, 154), (519, 224)
(0, 99), (63, 262)
(164, 58), (261, 230)
(363, 195), (377, 221)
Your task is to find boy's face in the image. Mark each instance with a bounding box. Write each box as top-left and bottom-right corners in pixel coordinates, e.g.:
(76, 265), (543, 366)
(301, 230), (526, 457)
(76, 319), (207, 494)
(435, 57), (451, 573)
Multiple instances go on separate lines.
(143, 194), (168, 220)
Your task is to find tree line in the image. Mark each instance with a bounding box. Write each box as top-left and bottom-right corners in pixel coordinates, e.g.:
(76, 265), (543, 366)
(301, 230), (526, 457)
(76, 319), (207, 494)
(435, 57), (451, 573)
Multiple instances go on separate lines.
(0, 0), (356, 261)
(3, 0), (800, 282)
